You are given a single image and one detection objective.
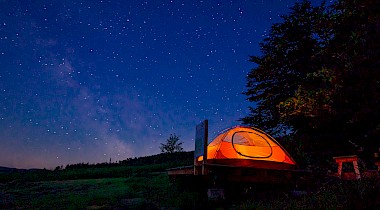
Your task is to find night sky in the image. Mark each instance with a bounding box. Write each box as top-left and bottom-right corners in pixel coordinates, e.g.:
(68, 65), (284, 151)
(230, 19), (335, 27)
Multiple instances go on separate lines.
(1, 0), (323, 169)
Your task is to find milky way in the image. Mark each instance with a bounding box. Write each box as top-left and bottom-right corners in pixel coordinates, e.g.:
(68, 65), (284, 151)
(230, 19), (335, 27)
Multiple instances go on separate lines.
(0, 0), (323, 169)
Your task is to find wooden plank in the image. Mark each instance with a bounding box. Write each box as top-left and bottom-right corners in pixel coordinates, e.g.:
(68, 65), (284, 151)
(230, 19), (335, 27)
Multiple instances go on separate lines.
(194, 120), (208, 175)
(167, 166), (194, 175)
(168, 162), (301, 184)
(207, 164), (296, 184)
(333, 155), (358, 163)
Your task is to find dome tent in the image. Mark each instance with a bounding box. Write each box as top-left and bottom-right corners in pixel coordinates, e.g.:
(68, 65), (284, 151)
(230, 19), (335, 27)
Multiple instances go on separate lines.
(198, 126), (296, 170)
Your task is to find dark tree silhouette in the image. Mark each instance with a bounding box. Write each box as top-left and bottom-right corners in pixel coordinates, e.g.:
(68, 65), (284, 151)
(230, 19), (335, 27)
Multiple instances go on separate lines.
(160, 134), (183, 154)
(243, 0), (379, 165)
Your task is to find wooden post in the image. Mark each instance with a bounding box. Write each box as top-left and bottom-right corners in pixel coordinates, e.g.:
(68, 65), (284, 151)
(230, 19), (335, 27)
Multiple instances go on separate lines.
(194, 120), (208, 175)
(202, 120), (208, 175)
(337, 161), (343, 177)
(352, 161), (360, 179)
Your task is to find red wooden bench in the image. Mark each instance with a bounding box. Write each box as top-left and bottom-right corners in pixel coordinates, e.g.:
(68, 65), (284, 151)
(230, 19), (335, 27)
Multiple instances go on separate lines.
(333, 155), (361, 180)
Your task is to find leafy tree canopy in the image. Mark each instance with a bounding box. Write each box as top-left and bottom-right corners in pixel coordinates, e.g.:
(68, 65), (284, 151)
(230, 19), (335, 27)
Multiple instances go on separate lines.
(243, 0), (379, 163)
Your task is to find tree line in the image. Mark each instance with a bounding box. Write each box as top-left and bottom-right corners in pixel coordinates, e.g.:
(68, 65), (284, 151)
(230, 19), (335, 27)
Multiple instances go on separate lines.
(64, 151), (192, 170)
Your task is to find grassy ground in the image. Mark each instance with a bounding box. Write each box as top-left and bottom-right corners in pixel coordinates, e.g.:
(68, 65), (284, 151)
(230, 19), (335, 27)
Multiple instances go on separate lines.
(2, 171), (380, 209)
(0, 152), (206, 209)
(1, 151), (379, 209)
(3, 178), (129, 209)
(1, 172), (207, 209)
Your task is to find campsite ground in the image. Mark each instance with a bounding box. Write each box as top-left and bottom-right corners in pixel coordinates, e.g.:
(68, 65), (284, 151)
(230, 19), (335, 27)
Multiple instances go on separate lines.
(1, 169), (207, 209)
(2, 174), (201, 209)
(0, 153), (207, 209)
(2, 172), (379, 209)
(1, 152), (379, 209)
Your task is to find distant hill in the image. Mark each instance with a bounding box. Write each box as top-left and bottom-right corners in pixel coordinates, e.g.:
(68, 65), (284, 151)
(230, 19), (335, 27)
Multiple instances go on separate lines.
(0, 152), (195, 182)
(0, 166), (18, 172)
(0, 166), (46, 173)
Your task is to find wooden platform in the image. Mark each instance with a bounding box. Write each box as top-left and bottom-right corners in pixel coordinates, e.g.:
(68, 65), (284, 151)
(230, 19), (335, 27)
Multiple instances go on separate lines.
(167, 163), (304, 185)
(167, 165), (193, 176)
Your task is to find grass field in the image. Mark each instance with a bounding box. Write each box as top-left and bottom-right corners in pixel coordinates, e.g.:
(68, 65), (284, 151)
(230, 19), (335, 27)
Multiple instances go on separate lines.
(0, 152), (206, 209)
(1, 172), (207, 209)
(3, 171), (379, 209)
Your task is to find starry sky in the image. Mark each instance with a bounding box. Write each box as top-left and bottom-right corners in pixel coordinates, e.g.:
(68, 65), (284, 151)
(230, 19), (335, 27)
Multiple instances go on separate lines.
(0, 0), (323, 169)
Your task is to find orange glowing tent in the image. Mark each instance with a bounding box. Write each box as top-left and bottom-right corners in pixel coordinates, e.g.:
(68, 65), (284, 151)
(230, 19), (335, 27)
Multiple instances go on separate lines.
(198, 126), (296, 170)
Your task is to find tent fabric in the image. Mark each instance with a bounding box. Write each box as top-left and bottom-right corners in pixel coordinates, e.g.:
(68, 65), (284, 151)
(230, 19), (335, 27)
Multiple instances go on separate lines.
(199, 126), (296, 169)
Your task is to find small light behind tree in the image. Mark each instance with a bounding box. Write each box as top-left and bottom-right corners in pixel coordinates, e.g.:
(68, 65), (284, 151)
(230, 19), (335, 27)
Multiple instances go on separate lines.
(160, 134), (183, 153)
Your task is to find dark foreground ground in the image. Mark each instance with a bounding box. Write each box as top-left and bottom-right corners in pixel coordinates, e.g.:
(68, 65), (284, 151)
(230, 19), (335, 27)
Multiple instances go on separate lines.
(1, 152), (380, 209)
(2, 171), (380, 209)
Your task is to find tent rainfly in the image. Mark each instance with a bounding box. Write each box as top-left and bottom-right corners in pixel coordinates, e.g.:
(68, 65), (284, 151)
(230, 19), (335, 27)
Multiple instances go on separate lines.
(197, 126), (296, 170)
